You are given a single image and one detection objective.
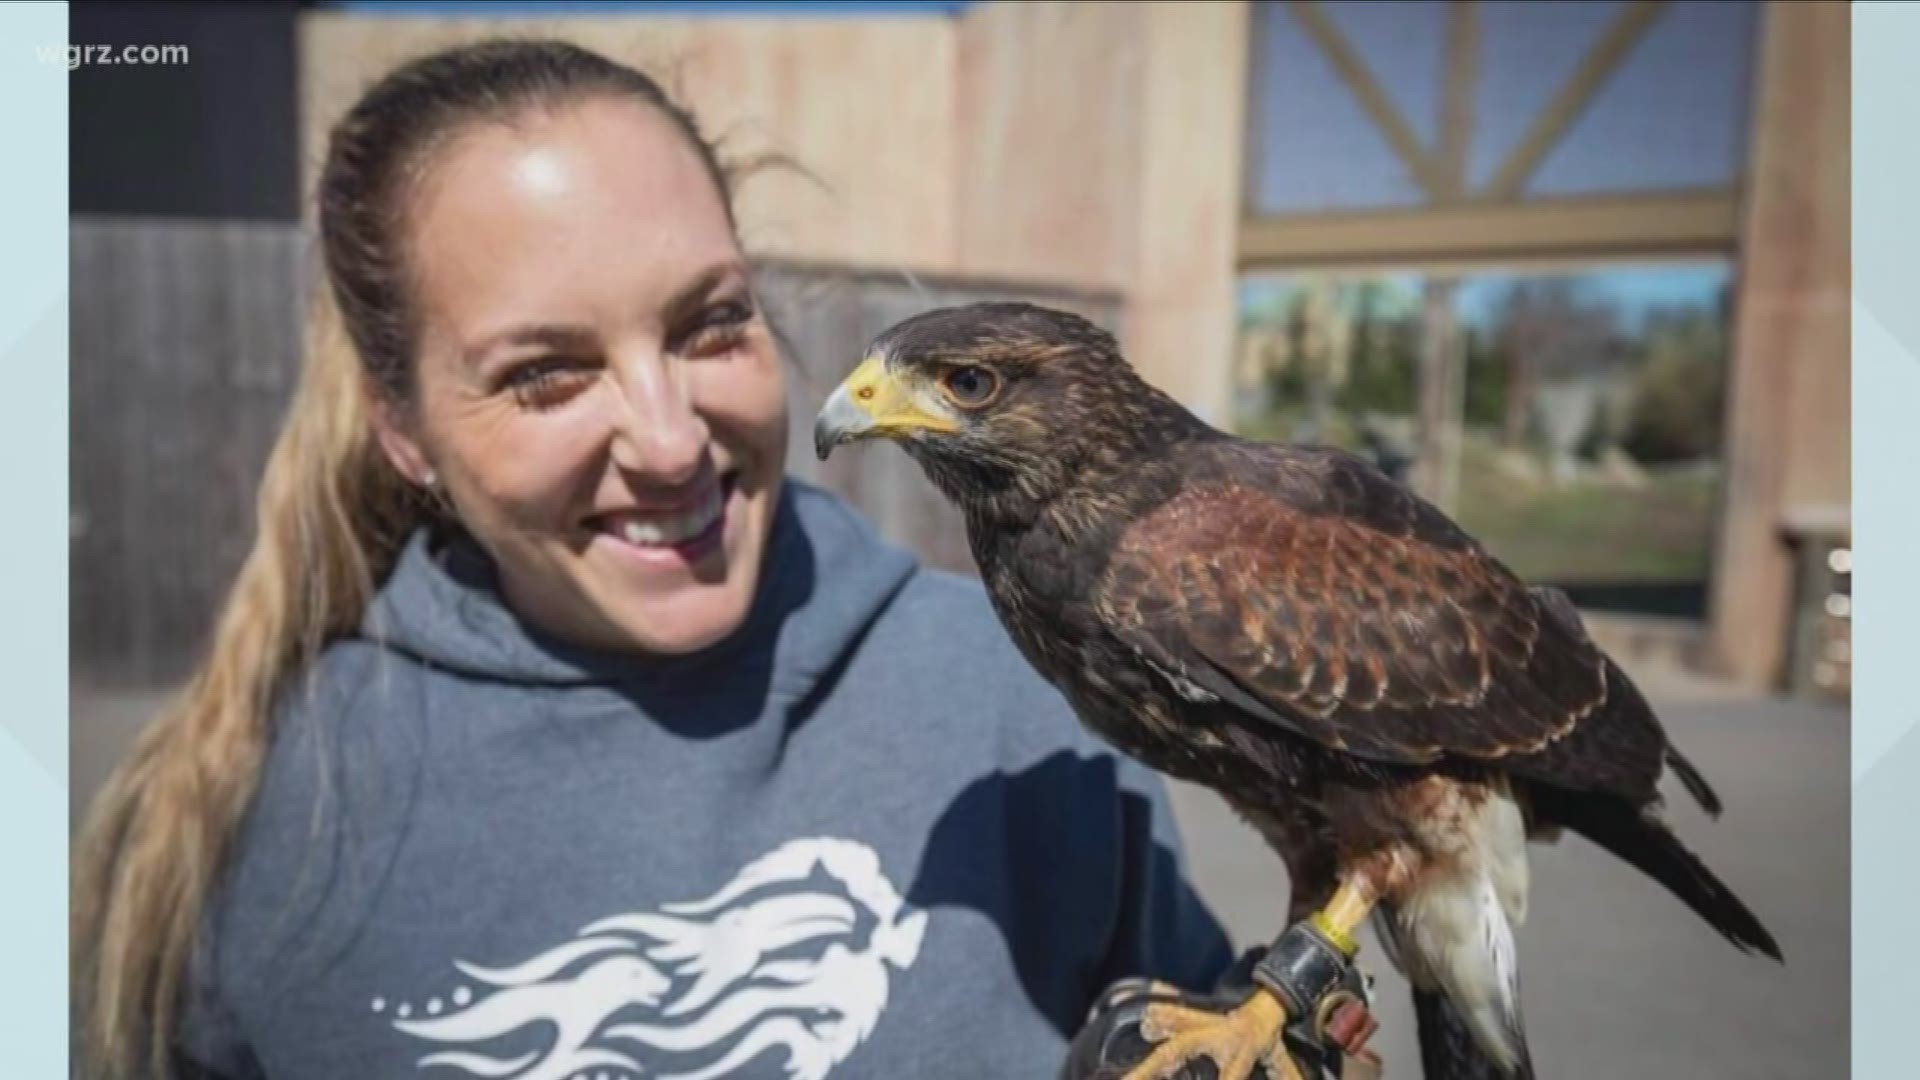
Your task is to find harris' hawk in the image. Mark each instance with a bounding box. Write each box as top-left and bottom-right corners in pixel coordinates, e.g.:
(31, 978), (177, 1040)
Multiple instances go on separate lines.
(813, 302), (1781, 1080)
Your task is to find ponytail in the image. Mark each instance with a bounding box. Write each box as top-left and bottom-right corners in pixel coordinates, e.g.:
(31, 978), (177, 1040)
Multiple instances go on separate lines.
(71, 293), (418, 1078)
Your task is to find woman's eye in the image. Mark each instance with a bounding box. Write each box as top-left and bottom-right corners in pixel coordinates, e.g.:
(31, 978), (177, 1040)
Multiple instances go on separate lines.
(500, 357), (594, 410)
(942, 365), (999, 407)
(673, 299), (755, 358)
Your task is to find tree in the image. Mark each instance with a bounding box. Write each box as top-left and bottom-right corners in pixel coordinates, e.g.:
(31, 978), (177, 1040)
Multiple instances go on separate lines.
(1622, 306), (1728, 464)
(1491, 279), (1625, 450)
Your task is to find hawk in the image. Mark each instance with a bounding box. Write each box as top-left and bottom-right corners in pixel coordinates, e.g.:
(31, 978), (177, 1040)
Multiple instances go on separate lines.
(813, 303), (1779, 1079)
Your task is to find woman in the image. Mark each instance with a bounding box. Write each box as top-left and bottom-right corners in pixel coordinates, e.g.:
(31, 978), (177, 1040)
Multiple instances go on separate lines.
(72, 38), (1232, 1080)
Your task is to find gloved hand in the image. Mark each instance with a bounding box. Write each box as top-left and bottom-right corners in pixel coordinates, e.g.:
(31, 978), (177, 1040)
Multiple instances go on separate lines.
(1061, 949), (1382, 1080)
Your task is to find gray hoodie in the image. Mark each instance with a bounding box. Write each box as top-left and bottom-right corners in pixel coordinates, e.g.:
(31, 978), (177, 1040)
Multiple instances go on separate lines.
(177, 480), (1232, 1080)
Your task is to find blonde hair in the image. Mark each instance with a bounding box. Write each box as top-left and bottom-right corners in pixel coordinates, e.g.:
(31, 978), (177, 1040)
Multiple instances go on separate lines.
(71, 291), (416, 1077)
(71, 38), (742, 1078)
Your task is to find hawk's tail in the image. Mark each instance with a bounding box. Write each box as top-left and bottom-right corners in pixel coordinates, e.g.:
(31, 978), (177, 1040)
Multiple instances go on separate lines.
(1532, 786), (1783, 962)
(1663, 742), (1724, 817)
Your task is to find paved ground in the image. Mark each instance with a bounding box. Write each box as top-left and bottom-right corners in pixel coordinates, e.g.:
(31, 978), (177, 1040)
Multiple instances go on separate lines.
(72, 683), (1846, 1078)
(1162, 688), (1849, 1079)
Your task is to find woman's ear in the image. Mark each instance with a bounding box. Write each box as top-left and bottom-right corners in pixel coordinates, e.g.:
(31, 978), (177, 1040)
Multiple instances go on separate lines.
(370, 399), (437, 488)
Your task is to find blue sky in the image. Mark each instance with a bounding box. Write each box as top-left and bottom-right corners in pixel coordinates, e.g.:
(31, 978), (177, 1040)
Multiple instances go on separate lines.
(1241, 261), (1731, 335)
(1455, 262), (1729, 332)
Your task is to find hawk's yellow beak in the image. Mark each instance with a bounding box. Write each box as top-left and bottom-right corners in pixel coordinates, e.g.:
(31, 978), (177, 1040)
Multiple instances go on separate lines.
(813, 354), (959, 461)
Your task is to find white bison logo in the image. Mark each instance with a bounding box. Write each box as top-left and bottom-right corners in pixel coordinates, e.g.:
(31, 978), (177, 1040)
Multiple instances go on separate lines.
(375, 838), (929, 1080)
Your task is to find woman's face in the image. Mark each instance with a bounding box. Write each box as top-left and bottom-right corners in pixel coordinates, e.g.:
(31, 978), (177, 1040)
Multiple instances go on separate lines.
(382, 96), (789, 656)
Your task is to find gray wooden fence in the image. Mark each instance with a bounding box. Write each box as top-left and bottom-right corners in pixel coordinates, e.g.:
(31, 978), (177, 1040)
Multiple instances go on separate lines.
(70, 217), (1121, 686)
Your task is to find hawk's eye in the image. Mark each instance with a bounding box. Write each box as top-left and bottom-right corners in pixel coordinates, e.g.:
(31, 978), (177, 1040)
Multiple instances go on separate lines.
(941, 365), (1000, 407)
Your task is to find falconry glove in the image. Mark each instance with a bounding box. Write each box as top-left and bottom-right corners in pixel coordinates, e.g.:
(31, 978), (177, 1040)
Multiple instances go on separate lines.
(1062, 947), (1383, 1080)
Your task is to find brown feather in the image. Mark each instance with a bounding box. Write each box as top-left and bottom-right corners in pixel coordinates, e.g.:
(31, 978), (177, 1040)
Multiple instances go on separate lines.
(1091, 444), (1663, 800)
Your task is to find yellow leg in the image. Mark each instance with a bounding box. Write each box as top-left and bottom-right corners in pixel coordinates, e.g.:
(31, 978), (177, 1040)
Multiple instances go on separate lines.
(1310, 878), (1375, 959)
(1119, 879), (1379, 1080)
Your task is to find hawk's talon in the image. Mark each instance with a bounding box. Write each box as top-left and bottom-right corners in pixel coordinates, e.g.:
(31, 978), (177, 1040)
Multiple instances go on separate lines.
(1120, 988), (1305, 1080)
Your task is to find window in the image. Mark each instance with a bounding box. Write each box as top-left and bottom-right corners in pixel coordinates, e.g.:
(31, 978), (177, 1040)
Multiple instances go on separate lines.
(1236, 1), (1761, 616)
(1234, 262), (1733, 613)
(1245, 0), (1761, 217)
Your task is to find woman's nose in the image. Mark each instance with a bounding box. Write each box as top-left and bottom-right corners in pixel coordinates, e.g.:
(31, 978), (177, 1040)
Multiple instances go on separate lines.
(609, 354), (709, 484)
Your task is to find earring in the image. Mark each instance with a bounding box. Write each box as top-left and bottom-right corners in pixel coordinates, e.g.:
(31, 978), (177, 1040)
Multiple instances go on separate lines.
(422, 468), (438, 489)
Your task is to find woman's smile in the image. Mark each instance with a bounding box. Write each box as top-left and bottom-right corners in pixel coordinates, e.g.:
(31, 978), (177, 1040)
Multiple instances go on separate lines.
(585, 468), (738, 570)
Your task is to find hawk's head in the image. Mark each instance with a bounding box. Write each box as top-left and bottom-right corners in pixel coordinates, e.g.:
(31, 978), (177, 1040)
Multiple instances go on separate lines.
(812, 302), (1184, 519)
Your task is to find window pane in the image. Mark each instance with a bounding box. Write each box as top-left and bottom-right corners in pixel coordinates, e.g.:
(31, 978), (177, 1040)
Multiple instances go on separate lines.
(1247, 1), (1759, 213)
(1522, 0), (1760, 196)
(1322, 1), (1446, 150)
(1468, 0), (1630, 191)
(1233, 262), (1734, 616)
(1246, 1), (1441, 213)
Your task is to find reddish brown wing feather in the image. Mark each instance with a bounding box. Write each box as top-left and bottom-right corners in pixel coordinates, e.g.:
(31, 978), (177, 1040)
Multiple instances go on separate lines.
(1096, 443), (1657, 794)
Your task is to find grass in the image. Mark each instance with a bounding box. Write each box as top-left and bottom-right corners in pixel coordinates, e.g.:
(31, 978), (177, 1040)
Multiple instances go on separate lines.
(1452, 445), (1718, 584)
(1234, 411), (1718, 586)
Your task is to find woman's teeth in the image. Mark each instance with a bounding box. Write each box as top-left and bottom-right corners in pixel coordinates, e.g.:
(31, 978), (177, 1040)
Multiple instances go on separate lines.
(602, 487), (723, 547)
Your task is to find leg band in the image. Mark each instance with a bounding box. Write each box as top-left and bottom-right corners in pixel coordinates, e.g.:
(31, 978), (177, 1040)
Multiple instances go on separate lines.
(1251, 919), (1354, 1020)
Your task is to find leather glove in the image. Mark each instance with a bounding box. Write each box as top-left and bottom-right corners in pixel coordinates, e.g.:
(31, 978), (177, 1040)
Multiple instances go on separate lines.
(1061, 948), (1382, 1080)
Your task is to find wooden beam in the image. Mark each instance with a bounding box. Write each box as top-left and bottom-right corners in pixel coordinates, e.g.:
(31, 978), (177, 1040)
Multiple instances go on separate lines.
(1437, 0), (1480, 201)
(1286, 0), (1449, 200)
(1128, 0), (1253, 427)
(1411, 278), (1466, 512)
(1484, 0), (1669, 200)
(1707, 0), (1850, 689)
(1238, 189), (1739, 270)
